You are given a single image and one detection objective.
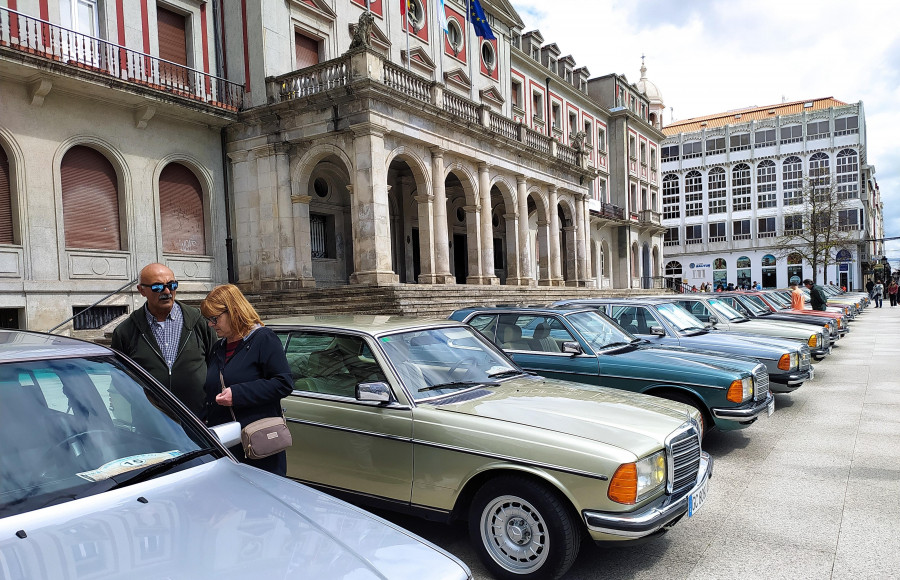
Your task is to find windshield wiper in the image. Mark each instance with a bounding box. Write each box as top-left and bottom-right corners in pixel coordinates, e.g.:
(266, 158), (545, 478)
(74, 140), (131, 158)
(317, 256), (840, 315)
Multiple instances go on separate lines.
(486, 369), (523, 379)
(600, 341), (633, 350)
(108, 448), (217, 490)
(418, 381), (499, 393)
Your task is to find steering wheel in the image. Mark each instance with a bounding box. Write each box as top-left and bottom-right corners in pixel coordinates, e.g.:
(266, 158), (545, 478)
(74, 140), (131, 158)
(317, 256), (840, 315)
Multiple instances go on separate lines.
(39, 429), (114, 479)
(447, 357), (476, 377)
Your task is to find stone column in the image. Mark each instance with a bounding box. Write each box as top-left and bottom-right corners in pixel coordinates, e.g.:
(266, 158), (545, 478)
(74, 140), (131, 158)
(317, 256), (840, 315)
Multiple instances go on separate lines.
(273, 143), (299, 288)
(548, 185), (563, 285)
(582, 194), (594, 286)
(289, 193), (317, 287)
(414, 190), (437, 283)
(227, 150), (255, 287)
(536, 219), (552, 285)
(478, 163), (498, 284)
(349, 122), (399, 285)
(503, 212), (519, 284)
(574, 192), (587, 286)
(563, 225), (578, 286)
(516, 176), (534, 285)
(464, 204), (483, 284)
(430, 147), (454, 283)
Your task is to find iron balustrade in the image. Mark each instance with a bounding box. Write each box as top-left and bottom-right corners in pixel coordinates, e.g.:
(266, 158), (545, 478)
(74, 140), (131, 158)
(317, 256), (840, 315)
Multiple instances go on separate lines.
(0, 6), (243, 111)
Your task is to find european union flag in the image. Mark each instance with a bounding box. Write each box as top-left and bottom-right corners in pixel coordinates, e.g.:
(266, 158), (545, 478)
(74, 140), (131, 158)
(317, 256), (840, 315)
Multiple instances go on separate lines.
(469, 0), (496, 40)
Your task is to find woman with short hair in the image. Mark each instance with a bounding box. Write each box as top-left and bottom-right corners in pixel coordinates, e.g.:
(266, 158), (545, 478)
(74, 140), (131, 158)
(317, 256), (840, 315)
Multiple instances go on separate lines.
(201, 284), (293, 476)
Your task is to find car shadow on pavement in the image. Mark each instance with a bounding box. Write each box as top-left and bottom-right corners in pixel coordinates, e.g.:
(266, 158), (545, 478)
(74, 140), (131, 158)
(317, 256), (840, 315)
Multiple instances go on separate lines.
(701, 428), (753, 455)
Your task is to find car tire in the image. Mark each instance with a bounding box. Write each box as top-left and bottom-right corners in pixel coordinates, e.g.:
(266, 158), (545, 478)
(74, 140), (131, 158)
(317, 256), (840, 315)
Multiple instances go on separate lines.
(657, 391), (708, 438)
(469, 474), (581, 580)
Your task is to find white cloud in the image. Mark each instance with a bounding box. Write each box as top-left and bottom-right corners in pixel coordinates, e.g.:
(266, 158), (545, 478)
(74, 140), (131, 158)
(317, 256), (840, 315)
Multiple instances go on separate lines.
(511, 0), (900, 266)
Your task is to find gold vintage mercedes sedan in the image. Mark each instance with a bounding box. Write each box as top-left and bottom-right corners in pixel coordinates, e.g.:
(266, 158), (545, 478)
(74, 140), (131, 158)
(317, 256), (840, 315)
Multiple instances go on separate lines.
(269, 316), (713, 580)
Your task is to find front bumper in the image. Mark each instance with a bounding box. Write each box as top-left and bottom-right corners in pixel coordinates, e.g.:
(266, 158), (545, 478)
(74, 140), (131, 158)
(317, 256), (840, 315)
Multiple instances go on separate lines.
(811, 345), (832, 358)
(583, 452), (713, 539)
(711, 392), (775, 423)
(770, 367), (811, 390)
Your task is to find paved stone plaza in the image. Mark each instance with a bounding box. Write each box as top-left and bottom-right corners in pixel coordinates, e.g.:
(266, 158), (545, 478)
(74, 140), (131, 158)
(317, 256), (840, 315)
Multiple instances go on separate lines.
(381, 304), (900, 579)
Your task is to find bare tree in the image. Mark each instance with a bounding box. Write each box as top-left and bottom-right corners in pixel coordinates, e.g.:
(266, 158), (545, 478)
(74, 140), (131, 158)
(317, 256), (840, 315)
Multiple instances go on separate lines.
(772, 165), (858, 284)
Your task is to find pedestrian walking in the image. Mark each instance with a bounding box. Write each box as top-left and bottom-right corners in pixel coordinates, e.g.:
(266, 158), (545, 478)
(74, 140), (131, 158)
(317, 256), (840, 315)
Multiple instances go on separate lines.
(866, 278), (875, 299)
(872, 279), (884, 308)
(790, 281), (805, 310)
(110, 263), (217, 418)
(201, 284), (294, 476)
(888, 280), (898, 307)
(803, 279), (828, 311)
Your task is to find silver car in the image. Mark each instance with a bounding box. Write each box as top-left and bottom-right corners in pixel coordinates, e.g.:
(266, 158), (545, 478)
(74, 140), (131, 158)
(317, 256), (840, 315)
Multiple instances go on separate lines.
(0, 330), (471, 580)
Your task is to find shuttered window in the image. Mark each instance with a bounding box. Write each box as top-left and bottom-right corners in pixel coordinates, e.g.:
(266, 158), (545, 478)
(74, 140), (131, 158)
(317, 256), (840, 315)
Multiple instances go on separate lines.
(159, 163), (205, 255)
(61, 146), (121, 250)
(0, 147), (12, 244)
(295, 31), (319, 69)
(157, 6), (188, 65)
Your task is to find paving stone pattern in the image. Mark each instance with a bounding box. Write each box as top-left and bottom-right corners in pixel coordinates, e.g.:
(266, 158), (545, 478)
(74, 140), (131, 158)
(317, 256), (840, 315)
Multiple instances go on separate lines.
(377, 304), (900, 579)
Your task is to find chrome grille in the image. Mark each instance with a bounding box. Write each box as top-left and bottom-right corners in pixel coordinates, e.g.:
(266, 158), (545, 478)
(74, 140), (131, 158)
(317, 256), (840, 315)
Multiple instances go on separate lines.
(667, 426), (702, 497)
(799, 346), (811, 370)
(753, 364), (769, 400)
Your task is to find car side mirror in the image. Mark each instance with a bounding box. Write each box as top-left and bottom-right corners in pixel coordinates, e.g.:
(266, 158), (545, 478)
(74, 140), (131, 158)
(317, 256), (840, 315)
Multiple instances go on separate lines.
(210, 421), (242, 449)
(649, 326), (665, 336)
(562, 341), (583, 355)
(357, 382), (393, 403)
(708, 315), (719, 324)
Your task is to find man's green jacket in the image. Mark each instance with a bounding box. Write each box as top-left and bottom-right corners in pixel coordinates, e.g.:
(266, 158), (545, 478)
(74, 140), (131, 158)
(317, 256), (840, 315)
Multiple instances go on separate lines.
(809, 285), (828, 311)
(111, 301), (217, 417)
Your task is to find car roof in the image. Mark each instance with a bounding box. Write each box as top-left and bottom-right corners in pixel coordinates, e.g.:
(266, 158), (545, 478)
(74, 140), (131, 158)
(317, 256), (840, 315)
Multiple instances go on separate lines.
(0, 329), (111, 363)
(454, 306), (596, 316)
(264, 315), (464, 335)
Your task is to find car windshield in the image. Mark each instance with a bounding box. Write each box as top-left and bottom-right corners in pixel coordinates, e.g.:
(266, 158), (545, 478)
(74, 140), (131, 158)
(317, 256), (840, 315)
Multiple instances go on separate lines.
(0, 356), (212, 518)
(565, 311), (636, 351)
(766, 292), (791, 309)
(654, 302), (707, 332)
(707, 298), (745, 321)
(377, 326), (519, 401)
(736, 296), (769, 315)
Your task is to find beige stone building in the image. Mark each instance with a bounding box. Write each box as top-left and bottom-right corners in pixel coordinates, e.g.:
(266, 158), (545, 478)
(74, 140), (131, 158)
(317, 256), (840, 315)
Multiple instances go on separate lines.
(0, 0), (665, 332)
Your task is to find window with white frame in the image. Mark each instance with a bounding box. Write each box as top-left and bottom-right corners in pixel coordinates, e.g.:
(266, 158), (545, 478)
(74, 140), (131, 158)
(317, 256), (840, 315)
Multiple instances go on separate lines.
(684, 170), (703, 217)
(685, 224), (702, 245)
(630, 184), (638, 211)
(682, 141), (702, 159)
(708, 167), (726, 214)
(447, 19), (464, 54)
(629, 136), (636, 159)
(836, 149), (859, 199)
(597, 127), (606, 152)
(661, 144), (679, 162)
(532, 92), (543, 120)
(665, 260), (682, 276)
(783, 156), (802, 205)
(807, 119), (830, 140)
(835, 116), (859, 136)
(568, 112), (577, 137)
(664, 227), (679, 247)
(780, 125), (802, 144)
(784, 214), (802, 233)
(734, 219), (751, 240)
(510, 80), (522, 110)
(706, 136), (725, 155)
(709, 222), (726, 242)
(640, 142), (647, 165)
(596, 178), (607, 201)
(584, 121), (592, 144)
(650, 147), (657, 169)
(755, 128), (776, 148)
(662, 174), (680, 219)
(809, 152), (830, 201)
(756, 160), (777, 208)
(838, 209), (860, 230)
(758, 216), (776, 238)
(732, 163), (751, 211)
(730, 133), (750, 151)
(552, 103), (561, 129)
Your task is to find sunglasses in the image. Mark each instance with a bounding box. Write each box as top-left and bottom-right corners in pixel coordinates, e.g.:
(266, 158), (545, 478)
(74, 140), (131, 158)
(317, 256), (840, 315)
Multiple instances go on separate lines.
(206, 312), (226, 325)
(140, 281), (179, 293)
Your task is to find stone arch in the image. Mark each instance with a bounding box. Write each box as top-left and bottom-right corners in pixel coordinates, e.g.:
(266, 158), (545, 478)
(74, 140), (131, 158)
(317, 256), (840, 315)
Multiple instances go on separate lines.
(291, 143), (354, 191)
(53, 135), (133, 258)
(386, 151), (430, 284)
(443, 161), (480, 284)
(641, 241), (651, 288)
(385, 146), (432, 198)
(444, 160), (479, 206)
(153, 154), (216, 259)
(489, 176), (516, 285)
(489, 174), (516, 210)
(631, 241), (639, 283)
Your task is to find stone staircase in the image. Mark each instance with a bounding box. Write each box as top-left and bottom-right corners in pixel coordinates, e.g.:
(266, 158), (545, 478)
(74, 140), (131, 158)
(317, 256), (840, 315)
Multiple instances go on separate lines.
(243, 284), (670, 320)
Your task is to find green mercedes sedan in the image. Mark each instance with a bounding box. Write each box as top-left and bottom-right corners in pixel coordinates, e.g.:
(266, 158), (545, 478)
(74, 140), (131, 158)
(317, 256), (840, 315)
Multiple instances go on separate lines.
(267, 316), (712, 580)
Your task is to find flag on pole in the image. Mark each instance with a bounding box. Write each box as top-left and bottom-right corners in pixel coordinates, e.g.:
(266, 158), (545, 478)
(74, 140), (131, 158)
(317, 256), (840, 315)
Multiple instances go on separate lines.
(400, 0), (407, 16)
(468, 0), (495, 40)
(436, 0), (449, 35)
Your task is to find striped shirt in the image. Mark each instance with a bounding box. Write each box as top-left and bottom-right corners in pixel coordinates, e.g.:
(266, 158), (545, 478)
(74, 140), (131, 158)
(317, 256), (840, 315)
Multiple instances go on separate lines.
(145, 302), (183, 370)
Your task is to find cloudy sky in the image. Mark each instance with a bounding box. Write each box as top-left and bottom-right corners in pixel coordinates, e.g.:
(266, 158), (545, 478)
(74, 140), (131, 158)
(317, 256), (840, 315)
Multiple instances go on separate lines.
(511, 0), (900, 267)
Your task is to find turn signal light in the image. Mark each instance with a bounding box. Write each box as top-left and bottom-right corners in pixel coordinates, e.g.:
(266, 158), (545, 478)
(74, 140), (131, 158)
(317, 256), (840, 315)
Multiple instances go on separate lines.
(778, 354), (791, 370)
(726, 379), (745, 403)
(608, 463), (637, 504)
(807, 335), (818, 347)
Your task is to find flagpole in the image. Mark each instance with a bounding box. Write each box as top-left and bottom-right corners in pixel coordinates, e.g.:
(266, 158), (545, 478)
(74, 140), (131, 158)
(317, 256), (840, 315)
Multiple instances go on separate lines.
(466, 0), (473, 97)
(405, 0), (411, 71)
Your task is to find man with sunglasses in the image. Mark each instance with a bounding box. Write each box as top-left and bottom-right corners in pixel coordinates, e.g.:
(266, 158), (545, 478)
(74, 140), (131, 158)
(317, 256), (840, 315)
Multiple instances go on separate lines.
(111, 263), (217, 418)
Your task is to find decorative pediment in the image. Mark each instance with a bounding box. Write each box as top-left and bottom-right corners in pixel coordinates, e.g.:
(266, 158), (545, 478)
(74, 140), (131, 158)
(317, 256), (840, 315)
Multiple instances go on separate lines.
(348, 20), (391, 53)
(479, 86), (505, 107)
(290, 0), (336, 21)
(443, 68), (471, 91)
(401, 46), (436, 75)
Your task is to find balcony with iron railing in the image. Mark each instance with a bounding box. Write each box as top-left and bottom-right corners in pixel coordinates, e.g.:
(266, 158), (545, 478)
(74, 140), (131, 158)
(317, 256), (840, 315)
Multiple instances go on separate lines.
(267, 49), (591, 173)
(0, 6), (243, 112)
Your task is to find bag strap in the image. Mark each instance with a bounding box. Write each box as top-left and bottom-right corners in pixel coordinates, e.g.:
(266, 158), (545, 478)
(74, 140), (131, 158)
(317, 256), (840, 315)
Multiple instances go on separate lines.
(219, 370), (238, 424)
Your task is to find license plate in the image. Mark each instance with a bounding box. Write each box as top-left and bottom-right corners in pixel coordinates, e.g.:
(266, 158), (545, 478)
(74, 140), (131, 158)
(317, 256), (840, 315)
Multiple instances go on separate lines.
(808, 367), (815, 380)
(688, 478), (708, 517)
(767, 398), (775, 417)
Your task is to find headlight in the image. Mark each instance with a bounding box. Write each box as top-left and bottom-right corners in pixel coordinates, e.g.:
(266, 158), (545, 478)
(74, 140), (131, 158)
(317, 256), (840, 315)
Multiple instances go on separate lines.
(808, 334), (818, 347)
(727, 376), (753, 403)
(778, 352), (798, 370)
(608, 450), (666, 504)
